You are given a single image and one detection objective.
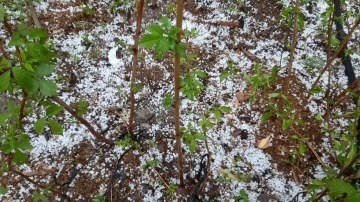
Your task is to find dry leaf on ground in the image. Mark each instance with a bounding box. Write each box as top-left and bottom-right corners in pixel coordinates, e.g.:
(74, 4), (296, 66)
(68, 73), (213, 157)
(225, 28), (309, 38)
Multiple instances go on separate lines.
(235, 91), (251, 102)
(256, 135), (271, 149)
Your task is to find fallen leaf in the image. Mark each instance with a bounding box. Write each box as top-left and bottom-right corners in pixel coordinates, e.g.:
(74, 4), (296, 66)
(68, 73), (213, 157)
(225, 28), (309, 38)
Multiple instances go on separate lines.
(235, 91), (251, 102)
(256, 135), (271, 149)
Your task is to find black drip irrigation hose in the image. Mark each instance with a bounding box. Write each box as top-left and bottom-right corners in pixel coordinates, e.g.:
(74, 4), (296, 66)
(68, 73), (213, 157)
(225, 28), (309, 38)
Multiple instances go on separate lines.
(333, 0), (360, 181)
(187, 154), (209, 202)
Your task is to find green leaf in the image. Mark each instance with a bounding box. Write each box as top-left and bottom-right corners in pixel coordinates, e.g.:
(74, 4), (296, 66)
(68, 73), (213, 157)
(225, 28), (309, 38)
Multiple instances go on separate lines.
(310, 85), (322, 94)
(25, 43), (57, 63)
(220, 71), (229, 82)
(46, 105), (63, 117)
(282, 119), (291, 130)
(175, 42), (186, 58)
(0, 58), (11, 70)
(345, 193), (360, 202)
(17, 136), (32, 151)
(159, 17), (171, 28)
(0, 186), (8, 195)
(214, 110), (221, 121)
(139, 33), (161, 48)
(146, 24), (163, 36)
(268, 93), (280, 98)
(34, 64), (55, 77)
(194, 133), (206, 140)
(155, 37), (170, 59)
(8, 31), (26, 46)
(39, 80), (57, 96)
(12, 67), (39, 93)
(0, 70), (10, 92)
(34, 117), (46, 134)
(0, 5), (4, 22)
(219, 106), (231, 113)
(48, 119), (63, 135)
(189, 139), (196, 154)
(14, 148), (27, 164)
(29, 28), (48, 43)
(326, 179), (356, 198)
(195, 70), (206, 78)
(24, 62), (34, 72)
(298, 142), (306, 155)
(1, 142), (12, 154)
(0, 112), (11, 126)
(261, 112), (272, 122)
(169, 26), (181, 39)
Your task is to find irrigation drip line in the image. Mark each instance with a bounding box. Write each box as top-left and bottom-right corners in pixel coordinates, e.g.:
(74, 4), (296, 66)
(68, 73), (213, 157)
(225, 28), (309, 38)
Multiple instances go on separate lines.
(104, 148), (132, 198)
(53, 144), (107, 202)
(187, 154), (209, 202)
(333, 0), (360, 181)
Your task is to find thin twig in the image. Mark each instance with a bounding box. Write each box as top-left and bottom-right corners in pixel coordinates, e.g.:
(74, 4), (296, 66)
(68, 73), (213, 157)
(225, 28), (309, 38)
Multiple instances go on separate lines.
(283, 0), (301, 93)
(310, 17), (360, 91)
(26, 1), (42, 28)
(51, 96), (114, 147)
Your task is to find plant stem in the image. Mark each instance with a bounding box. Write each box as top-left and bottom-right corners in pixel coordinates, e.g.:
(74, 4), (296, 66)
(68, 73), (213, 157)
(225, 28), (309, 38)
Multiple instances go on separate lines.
(51, 96), (114, 147)
(174, 0), (185, 187)
(283, 0), (300, 94)
(128, 0), (145, 134)
(310, 17), (360, 91)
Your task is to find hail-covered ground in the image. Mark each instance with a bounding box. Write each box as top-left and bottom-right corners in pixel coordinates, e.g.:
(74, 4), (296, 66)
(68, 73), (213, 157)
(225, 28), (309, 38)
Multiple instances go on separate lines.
(1, 0), (360, 201)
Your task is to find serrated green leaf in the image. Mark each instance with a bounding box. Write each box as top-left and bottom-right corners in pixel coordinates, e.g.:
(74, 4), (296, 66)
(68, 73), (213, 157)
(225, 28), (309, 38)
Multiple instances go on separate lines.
(175, 42), (186, 58)
(17, 136), (32, 151)
(48, 119), (63, 135)
(14, 148), (27, 164)
(1, 142), (12, 154)
(0, 71), (10, 92)
(159, 17), (171, 28)
(261, 112), (272, 122)
(9, 31), (26, 46)
(220, 71), (229, 82)
(189, 139), (196, 154)
(34, 64), (55, 77)
(326, 179), (356, 198)
(139, 34), (161, 48)
(12, 67), (39, 93)
(19, 48), (27, 61)
(24, 62), (34, 72)
(34, 117), (46, 134)
(146, 24), (163, 36)
(46, 105), (63, 117)
(345, 193), (360, 202)
(25, 43), (57, 63)
(0, 58), (11, 70)
(39, 80), (57, 96)
(29, 28), (48, 43)
(155, 38), (170, 59)
(169, 26), (181, 39)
